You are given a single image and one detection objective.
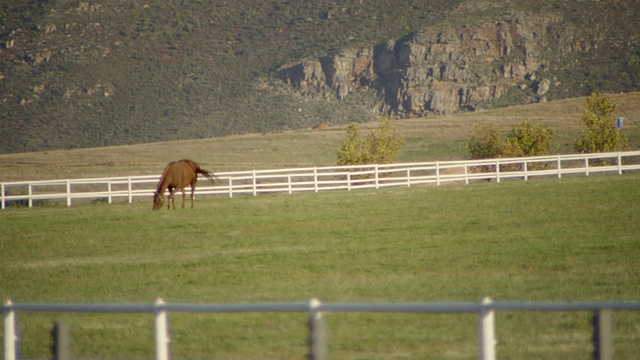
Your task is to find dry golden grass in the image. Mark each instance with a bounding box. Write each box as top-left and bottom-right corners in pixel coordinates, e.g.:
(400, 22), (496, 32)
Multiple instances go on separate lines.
(1, 93), (639, 181)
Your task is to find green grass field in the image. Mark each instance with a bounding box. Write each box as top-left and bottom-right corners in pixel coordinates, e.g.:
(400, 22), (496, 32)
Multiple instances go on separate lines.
(2, 173), (639, 359)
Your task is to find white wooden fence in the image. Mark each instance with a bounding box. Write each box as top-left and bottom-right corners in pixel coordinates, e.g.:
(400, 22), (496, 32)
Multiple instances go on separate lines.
(2, 151), (640, 209)
(3, 298), (640, 360)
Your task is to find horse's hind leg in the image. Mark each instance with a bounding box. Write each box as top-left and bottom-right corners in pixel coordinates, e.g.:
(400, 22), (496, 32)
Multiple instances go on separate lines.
(190, 184), (195, 208)
(181, 188), (187, 208)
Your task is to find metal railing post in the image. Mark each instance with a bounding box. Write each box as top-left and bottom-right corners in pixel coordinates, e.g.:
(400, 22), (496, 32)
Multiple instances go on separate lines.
(52, 320), (71, 360)
(154, 299), (170, 360)
(479, 297), (496, 360)
(592, 309), (613, 360)
(3, 300), (17, 360)
(308, 298), (327, 360)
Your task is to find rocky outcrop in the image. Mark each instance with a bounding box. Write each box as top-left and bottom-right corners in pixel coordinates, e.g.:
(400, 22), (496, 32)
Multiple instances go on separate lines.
(278, 13), (586, 117)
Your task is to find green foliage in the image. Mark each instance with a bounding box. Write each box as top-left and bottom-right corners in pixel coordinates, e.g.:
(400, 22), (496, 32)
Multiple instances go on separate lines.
(469, 119), (555, 160)
(502, 119), (555, 157)
(468, 120), (504, 159)
(337, 118), (404, 165)
(337, 123), (367, 165)
(574, 92), (628, 153)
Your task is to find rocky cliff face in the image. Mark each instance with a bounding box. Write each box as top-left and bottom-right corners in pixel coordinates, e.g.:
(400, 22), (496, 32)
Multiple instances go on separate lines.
(278, 13), (587, 117)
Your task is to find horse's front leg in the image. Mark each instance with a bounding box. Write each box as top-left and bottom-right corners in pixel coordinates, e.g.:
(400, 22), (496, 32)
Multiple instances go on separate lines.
(168, 187), (176, 209)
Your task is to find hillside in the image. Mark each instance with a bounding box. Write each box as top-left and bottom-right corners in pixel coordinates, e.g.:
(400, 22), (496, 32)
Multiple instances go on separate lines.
(1, 0), (639, 154)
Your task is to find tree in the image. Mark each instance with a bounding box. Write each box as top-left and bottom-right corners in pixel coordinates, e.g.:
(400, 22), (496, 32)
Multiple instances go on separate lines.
(337, 118), (404, 165)
(574, 92), (627, 153)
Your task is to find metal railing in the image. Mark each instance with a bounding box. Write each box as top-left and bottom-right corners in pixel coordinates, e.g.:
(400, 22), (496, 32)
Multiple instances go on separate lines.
(3, 299), (640, 360)
(2, 151), (640, 209)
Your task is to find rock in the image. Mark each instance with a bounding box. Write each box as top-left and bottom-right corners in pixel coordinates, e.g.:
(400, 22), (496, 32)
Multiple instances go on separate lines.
(278, 12), (583, 117)
(536, 79), (551, 95)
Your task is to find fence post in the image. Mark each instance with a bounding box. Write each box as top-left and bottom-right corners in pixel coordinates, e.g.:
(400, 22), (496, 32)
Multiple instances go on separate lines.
(495, 160), (500, 183)
(154, 299), (170, 360)
(51, 320), (71, 360)
(252, 171), (257, 196)
(436, 161), (440, 186)
(3, 300), (17, 360)
(524, 160), (528, 181)
(314, 168), (319, 193)
(347, 172), (352, 191)
(28, 183), (33, 208)
(464, 164), (469, 185)
(406, 168), (411, 187)
(557, 156), (562, 179)
(479, 297), (496, 360)
(617, 152), (622, 175)
(127, 177), (133, 203)
(227, 177), (233, 198)
(108, 182), (113, 204)
(66, 180), (72, 207)
(592, 309), (612, 360)
(308, 298), (327, 360)
(1, 182), (5, 210)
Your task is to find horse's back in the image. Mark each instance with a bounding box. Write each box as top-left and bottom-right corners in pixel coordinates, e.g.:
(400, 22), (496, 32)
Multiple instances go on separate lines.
(164, 160), (198, 187)
(177, 159), (201, 172)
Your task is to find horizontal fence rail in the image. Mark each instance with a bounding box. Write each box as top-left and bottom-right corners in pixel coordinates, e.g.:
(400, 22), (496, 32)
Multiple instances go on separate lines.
(3, 299), (640, 360)
(2, 151), (640, 209)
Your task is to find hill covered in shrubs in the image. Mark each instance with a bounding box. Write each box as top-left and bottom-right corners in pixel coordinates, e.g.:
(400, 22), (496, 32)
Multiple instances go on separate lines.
(1, 0), (638, 154)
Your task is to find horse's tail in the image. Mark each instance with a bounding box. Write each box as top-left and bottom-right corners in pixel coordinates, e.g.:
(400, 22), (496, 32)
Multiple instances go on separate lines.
(197, 167), (218, 185)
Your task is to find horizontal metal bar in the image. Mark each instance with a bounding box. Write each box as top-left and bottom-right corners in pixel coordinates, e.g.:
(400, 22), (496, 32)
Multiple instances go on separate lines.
(4, 301), (639, 314)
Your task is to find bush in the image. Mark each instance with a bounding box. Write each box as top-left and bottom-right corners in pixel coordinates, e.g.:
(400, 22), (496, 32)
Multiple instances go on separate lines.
(468, 120), (504, 159)
(337, 118), (404, 165)
(574, 92), (627, 153)
(468, 119), (555, 172)
(502, 119), (555, 157)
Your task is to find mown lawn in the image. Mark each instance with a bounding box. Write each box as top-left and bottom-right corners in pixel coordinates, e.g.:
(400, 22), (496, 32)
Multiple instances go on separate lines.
(1, 174), (639, 359)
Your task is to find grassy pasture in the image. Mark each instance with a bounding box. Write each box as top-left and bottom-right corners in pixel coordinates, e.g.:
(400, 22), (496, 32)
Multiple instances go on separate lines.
(1, 174), (639, 359)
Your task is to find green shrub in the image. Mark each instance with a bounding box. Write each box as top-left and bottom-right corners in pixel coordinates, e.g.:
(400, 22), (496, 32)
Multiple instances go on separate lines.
(469, 119), (555, 172)
(574, 92), (627, 153)
(337, 118), (404, 165)
(503, 119), (555, 157)
(468, 120), (504, 160)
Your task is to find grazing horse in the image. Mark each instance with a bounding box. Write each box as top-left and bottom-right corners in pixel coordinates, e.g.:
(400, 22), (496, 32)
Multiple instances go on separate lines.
(153, 159), (217, 210)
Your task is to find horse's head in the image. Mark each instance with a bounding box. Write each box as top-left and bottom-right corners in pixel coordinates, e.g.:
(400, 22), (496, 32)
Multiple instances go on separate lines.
(152, 192), (164, 210)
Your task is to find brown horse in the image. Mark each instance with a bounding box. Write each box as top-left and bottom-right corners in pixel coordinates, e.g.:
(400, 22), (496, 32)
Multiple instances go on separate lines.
(153, 159), (217, 210)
